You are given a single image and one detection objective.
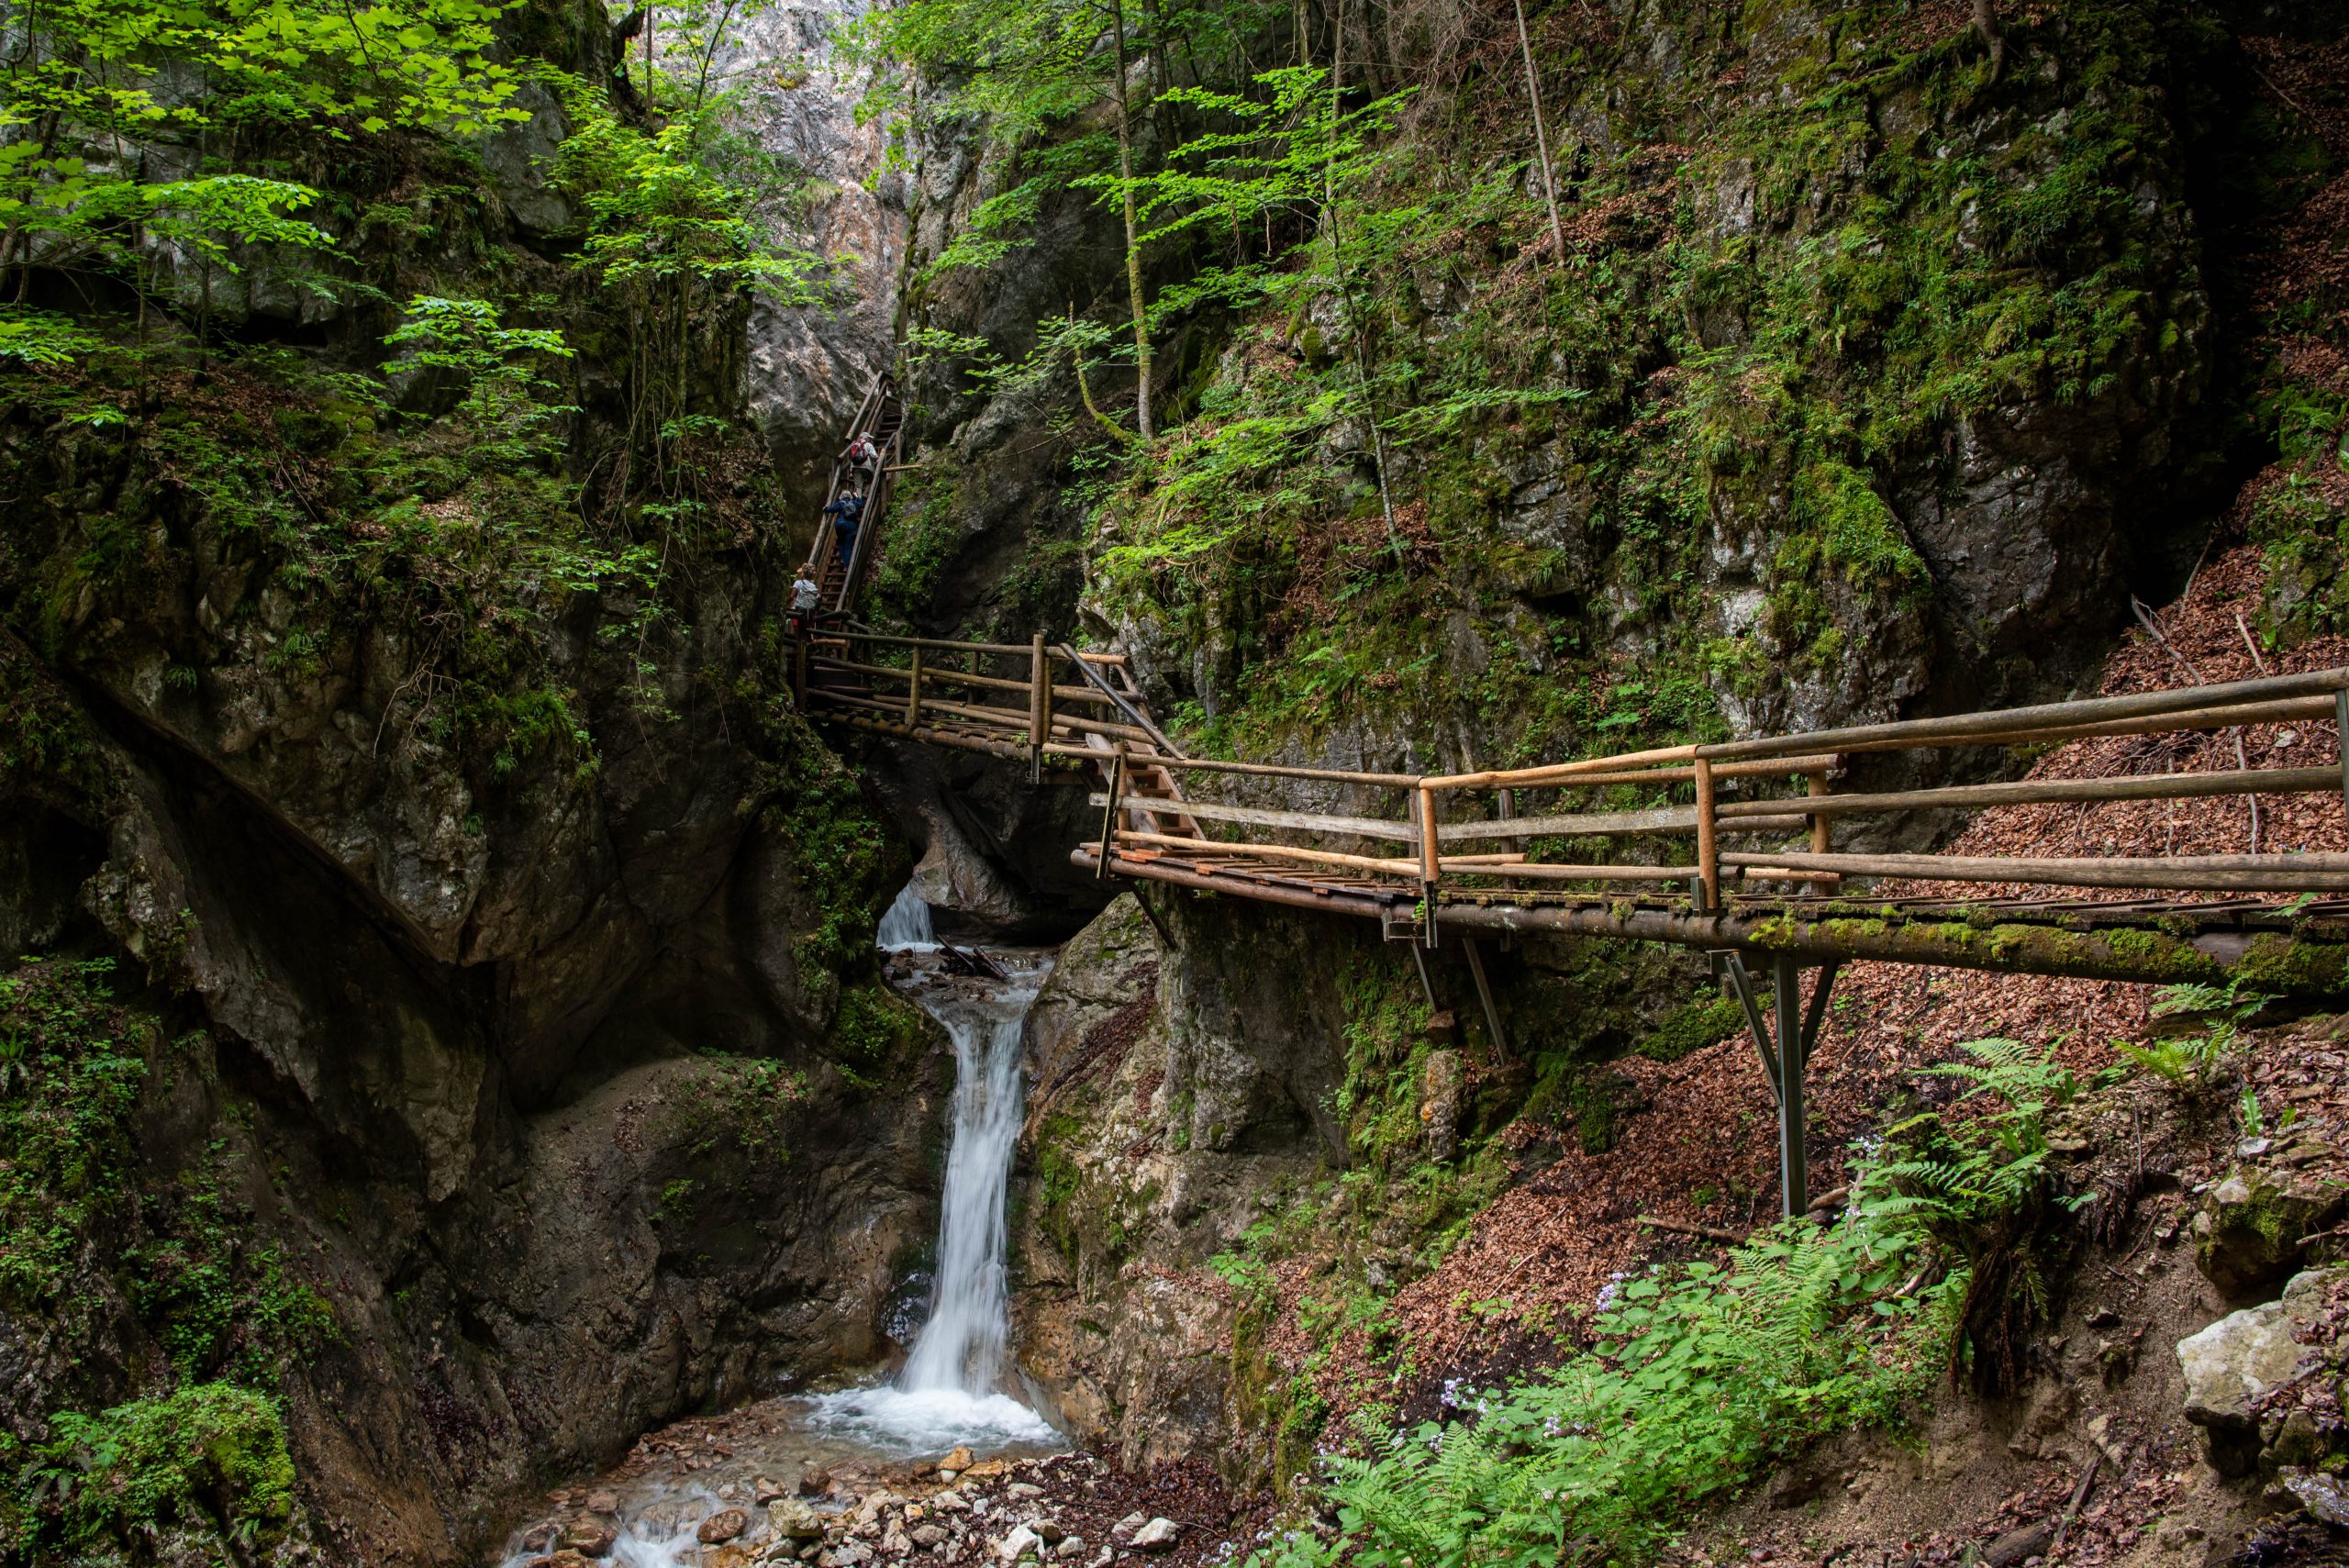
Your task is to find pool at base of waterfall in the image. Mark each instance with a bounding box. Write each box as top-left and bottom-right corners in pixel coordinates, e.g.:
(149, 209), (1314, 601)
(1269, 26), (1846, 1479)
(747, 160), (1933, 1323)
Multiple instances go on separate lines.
(799, 1384), (1061, 1455)
(490, 1385), (1064, 1567)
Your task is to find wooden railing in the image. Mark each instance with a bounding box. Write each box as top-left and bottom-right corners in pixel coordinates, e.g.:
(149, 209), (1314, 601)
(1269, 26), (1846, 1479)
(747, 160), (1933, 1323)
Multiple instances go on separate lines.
(797, 628), (1160, 778)
(1071, 666), (2349, 926)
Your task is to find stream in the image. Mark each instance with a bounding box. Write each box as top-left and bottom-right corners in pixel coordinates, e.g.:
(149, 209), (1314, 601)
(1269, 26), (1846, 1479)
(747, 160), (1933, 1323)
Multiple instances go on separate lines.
(495, 886), (1063, 1564)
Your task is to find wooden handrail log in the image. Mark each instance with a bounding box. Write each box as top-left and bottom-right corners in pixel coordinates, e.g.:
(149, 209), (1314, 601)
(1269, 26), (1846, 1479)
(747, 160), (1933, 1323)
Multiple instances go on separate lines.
(1718, 849), (2349, 892)
(1431, 742), (1699, 791)
(1089, 794), (1417, 841)
(832, 628), (1127, 664)
(1712, 764), (2342, 819)
(827, 712), (1094, 765)
(1419, 684), (2345, 794)
(809, 656), (1119, 706)
(1694, 668), (2349, 764)
(1144, 756), (1425, 788)
(1441, 862), (1696, 883)
(1439, 806), (1811, 841)
(830, 630), (1042, 657)
(1114, 829), (1423, 879)
(1497, 753), (1845, 790)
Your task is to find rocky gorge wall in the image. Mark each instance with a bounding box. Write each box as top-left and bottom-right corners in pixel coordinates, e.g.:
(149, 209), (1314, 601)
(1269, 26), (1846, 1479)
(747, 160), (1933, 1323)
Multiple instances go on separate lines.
(0, 0), (950, 1558)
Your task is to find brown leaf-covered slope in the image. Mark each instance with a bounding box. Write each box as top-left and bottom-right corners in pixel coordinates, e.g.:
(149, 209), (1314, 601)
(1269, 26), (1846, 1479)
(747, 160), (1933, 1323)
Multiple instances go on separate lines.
(1265, 543), (2348, 1423)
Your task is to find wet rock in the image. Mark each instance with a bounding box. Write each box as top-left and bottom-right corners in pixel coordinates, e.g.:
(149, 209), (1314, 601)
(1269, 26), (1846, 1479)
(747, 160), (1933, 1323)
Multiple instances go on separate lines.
(770, 1499), (827, 1540)
(2176, 1267), (2343, 1473)
(700, 1509), (751, 1545)
(1420, 1049), (1463, 1162)
(801, 1467), (834, 1496)
(584, 1491), (619, 1516)
(2282, 1467), (2349, 1527)
(756, 1478), (789, 1505)
(1129, 1518), (1181, 1552)
(2194, 1166), (2344, 1298)
(564, 1519), (618, 1557)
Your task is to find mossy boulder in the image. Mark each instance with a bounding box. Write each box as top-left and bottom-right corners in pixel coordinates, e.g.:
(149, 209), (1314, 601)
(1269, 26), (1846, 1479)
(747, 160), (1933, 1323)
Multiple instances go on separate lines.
(2194, 1163), (2347, 1300)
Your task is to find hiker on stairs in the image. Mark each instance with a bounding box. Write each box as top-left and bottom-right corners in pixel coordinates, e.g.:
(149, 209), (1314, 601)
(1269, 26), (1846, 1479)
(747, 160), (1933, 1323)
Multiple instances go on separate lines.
(842, 433), (879, 488)
(822, 490), (864, 566)
(788, 563), (820, 638)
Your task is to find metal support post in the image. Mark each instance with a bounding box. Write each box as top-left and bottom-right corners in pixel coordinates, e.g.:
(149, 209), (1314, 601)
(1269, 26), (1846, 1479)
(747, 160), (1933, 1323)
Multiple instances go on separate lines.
(1718, 951), (1841, 1218)
(1463, 939), (1509, 1058)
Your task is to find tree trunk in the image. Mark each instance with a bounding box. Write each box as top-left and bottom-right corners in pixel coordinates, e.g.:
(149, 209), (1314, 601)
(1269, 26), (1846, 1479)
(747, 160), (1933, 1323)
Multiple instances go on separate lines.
(1108, 0), (1153, 439)
(1974, 0), (2004, 82)
(1513, 0), (1567, 263)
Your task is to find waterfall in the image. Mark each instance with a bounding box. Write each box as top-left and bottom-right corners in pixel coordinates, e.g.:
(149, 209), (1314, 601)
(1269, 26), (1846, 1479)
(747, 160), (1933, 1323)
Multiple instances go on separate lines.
(801, 940), (1059, 1454)
(897, 1006), (1024, 1393)
(877, 882), (937, 950)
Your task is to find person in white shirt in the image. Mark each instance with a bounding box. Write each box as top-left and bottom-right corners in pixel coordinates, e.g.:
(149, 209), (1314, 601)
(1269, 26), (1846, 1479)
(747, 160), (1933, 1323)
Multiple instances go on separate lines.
(788, 565), (820, 638)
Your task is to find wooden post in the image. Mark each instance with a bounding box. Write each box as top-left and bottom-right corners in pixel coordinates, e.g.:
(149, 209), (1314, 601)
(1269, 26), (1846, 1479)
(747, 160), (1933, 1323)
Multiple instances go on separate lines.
(1030, 635), (1048, 784)
(1806, 769), (1834, 897)
(907, 645), (924, 728)
(2336, 690), (2347, 825)
(1097, 748), (1126, 881)
(1693, 756), (1720, 909)
(1418, 784), (1440, 947)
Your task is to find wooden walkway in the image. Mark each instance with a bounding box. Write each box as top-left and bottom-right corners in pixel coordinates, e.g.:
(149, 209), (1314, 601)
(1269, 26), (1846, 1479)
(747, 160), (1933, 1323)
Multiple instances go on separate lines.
(790, 383), (2349, 1214)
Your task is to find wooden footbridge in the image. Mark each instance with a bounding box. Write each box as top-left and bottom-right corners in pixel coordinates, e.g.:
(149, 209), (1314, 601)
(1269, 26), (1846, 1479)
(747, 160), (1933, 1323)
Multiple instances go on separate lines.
(794, 379), (2349, 1214)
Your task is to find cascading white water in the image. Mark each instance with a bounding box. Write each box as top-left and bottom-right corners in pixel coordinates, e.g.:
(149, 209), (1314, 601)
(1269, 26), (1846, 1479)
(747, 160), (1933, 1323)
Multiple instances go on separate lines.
(896, 1005), (1023, 1393)
(876, 882), (937, 950)
(800, 935), (1059, 1454)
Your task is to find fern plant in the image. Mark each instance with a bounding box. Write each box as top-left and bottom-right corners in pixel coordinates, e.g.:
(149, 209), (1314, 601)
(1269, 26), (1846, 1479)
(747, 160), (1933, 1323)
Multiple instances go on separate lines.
(2114, 980), (2275, 1098)
(1263, 1040), (2087, 1567)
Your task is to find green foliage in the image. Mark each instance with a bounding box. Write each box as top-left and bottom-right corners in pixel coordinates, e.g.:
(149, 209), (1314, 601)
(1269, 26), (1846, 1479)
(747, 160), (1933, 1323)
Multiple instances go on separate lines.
(0, 0), (526, 334)
(1274, 1210), (1951, 1568)
(17, 1384), (295, 1555)
(2116, 980), (2275, 1095)
(1268, 1041), (2084, 1564)
(0, 958), (146, 1310)
(384, 295), (576, 465)
(1635, 994), (1745, 1062)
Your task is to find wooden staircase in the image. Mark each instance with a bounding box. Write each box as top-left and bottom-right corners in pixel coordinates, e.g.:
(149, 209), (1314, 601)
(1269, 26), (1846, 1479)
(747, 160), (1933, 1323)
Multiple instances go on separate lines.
(809, 373), (909, 615)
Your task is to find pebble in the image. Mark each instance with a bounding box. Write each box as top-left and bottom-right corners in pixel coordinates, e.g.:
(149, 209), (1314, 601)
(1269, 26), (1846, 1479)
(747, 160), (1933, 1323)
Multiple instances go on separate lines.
(1129, 1518), (1181, 1553)
(698, 1509), (749, 1545)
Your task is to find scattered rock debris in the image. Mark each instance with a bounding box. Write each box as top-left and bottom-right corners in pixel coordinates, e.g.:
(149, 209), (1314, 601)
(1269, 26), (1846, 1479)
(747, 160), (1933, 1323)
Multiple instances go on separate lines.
(514, 1433), (1266, 1568)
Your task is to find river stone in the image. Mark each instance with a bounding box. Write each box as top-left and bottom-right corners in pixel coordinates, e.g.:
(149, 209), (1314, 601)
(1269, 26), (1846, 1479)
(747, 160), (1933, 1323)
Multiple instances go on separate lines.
(770, 1499), (826, 1540)
(997, 1523), (1043, 1562)
(564, 1519), (618, 1556)
(911, 1525), (948, 1548)
(2176, 1267), (2343, 1473)
(700, 1508), (751, 1544)
(1130, 1518), (1181, 1552)
(942, 1445), (975, 1473)
(1109, 1513), (1148, 1541)
(585, 1491), (619, 1516)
